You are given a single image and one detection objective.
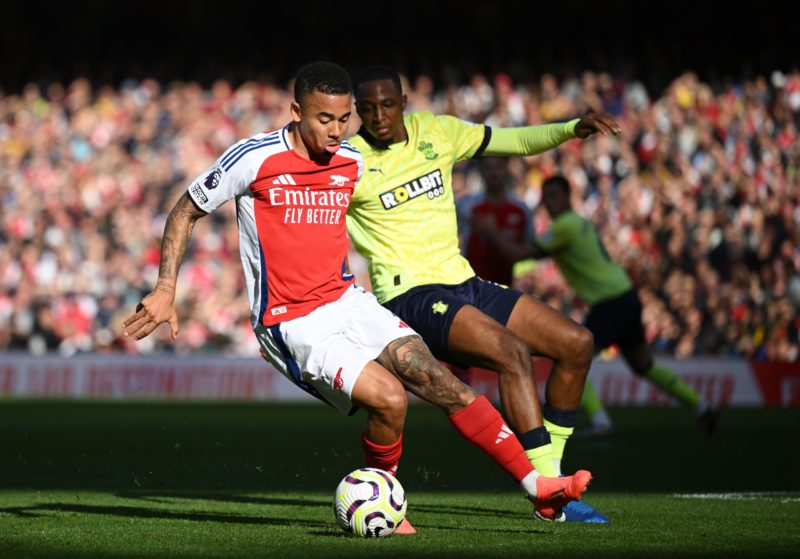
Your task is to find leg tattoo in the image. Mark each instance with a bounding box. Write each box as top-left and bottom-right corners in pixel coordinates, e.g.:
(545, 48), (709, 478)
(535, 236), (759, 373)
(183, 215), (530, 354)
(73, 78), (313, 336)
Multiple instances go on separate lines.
(377, 335), (475, 414)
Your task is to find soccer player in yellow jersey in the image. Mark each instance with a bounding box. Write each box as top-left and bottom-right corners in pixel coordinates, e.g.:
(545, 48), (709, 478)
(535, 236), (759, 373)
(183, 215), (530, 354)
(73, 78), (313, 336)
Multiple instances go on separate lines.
(348, 66), (620, 522)
(480, 175), (721, 438)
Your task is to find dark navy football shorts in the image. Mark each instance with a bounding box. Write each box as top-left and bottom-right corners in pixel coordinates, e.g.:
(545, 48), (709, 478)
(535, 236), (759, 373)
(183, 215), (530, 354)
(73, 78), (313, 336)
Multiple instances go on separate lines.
(382, 276), (523, 361)
(584, 288), (646, 350)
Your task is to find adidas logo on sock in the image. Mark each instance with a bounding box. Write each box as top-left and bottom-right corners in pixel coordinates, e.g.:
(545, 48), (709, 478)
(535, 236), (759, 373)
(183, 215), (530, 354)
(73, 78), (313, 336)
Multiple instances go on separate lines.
(495, 423), (513, 444)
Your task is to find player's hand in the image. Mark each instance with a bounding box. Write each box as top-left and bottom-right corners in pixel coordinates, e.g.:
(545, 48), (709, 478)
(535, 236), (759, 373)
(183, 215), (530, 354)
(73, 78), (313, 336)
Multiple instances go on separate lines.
(574, 113), (621, 139)
(122, 286), (180, 341)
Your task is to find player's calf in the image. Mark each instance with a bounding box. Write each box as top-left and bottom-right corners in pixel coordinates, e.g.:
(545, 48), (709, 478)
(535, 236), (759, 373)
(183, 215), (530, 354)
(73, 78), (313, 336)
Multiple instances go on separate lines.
(376, 335), (476, 414)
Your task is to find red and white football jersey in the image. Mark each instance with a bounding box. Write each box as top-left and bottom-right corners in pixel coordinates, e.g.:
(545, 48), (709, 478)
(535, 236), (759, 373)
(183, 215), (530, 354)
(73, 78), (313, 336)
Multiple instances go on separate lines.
(186, 125), (363, 327)
(457, 193), (533, 286)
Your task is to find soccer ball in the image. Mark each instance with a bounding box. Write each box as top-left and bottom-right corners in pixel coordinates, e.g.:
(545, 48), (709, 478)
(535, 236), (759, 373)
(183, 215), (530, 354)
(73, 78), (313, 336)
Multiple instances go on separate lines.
(334, 467), (407, 537)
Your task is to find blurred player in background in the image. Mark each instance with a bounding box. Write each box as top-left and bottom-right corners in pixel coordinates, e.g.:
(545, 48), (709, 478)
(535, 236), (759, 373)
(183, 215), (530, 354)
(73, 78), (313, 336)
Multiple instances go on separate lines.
(457, 158), (533, 287)
(349, 65), (619, 522)
(476, 174), (721, 438)
(122, 61), (591, 532)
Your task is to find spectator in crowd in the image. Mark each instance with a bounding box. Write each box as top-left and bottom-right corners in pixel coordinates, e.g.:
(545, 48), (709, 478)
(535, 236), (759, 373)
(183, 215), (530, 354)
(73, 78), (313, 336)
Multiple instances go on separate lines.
(1, 69), (798, 361)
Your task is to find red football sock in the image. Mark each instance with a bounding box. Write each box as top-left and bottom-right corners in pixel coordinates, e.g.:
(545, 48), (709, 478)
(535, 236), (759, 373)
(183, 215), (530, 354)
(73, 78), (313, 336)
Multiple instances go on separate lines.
(362, 434), (403, 475)
(448, 395), (535, 483)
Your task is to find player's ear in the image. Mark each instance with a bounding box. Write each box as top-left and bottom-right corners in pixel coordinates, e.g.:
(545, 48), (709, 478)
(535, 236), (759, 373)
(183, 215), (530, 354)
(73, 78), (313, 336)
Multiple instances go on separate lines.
(401, 94), (408, 111)
(290, 100), (302, 123)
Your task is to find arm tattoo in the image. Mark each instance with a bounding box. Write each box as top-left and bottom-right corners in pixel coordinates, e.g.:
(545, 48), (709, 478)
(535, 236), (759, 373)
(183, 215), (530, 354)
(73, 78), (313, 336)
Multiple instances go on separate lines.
(377, 335), (476, 414)
(157, 194), (206, 286)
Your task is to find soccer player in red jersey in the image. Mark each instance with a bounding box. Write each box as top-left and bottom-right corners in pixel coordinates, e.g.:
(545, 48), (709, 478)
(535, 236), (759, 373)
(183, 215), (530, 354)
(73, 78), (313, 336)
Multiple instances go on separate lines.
(458, 158), (533, 287)
(122, 62), (590, 532)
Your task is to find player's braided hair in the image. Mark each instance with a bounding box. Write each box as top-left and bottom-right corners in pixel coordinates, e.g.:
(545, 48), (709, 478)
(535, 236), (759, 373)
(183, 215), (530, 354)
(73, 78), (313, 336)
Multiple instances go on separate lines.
(354, 65), (403, 94)
(294, 61), (351, 103)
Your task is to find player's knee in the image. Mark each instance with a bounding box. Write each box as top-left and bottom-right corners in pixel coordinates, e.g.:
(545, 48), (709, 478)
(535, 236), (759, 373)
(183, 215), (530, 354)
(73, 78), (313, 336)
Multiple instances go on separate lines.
(630, 360), (653, 377)
(557, 325), (594, 373)
(573, 326), (595, 370)
(495, 333), (531, 379)
(375, 383), (408, 419)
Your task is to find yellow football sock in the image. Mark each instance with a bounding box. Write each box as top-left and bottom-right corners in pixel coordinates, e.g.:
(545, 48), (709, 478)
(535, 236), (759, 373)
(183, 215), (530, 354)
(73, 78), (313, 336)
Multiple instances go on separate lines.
(543, 419), (574, 461)
(525, 444), (557, 477)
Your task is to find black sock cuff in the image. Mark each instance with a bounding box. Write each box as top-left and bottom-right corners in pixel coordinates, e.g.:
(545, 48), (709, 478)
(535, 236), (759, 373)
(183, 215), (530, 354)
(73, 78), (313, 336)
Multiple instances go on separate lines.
(543, 405), (578, 428)
(518, 426), (551, 450)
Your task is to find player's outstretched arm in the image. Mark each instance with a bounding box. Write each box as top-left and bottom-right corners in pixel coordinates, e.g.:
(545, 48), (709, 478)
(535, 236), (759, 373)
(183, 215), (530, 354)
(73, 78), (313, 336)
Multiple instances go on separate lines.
(123, 193), (208, 341)
(573, 113), (621, 139)
(482, 112), (621, 157)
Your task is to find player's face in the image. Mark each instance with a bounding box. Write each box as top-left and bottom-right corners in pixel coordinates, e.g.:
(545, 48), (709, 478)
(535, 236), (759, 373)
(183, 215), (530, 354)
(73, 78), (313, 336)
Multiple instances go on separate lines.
(541, 184), (570, 216)
(355, 79), (407, 143)
(291, 91), (352, 159)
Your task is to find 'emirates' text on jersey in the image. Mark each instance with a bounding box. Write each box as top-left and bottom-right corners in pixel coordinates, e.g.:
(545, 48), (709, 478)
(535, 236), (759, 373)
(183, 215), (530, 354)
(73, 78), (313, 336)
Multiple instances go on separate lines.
(346, 112), (488, 303)
(186, 126), (363, 327)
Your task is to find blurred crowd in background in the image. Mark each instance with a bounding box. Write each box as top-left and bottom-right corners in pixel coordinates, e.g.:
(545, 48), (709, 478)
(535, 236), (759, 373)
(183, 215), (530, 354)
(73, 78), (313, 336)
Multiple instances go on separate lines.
(1, 68), (799, 361)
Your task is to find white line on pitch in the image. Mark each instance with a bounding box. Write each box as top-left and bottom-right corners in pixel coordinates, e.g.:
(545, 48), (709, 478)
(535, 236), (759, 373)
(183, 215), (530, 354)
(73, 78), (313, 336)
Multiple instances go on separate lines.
(673, 492), (800, 503)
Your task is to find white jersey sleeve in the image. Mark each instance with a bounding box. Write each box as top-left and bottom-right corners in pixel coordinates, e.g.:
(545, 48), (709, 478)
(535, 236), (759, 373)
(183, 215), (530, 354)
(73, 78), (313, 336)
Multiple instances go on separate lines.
(339, 139), (364, 183)
(187, 132), (282, 212)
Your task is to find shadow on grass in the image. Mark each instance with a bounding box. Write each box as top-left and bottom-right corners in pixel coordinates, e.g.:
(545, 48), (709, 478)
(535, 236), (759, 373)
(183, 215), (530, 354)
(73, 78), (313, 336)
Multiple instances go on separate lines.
(112, 490), (526, 519)
(4, 405), (800, 494)
(0, 500), (550, 539)
(114, 491), (331, 509)
(306, 524), (552, 537)
(0, 502), (326, 528)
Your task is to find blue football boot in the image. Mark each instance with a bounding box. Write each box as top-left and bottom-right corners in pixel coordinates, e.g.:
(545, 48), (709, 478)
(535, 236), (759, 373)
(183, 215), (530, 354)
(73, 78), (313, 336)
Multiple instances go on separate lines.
(562, 499), (609, 523)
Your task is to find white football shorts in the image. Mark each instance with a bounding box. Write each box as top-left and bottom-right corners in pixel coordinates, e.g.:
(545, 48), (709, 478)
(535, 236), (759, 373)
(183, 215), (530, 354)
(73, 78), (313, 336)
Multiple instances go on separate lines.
(254, 285), (417, 414)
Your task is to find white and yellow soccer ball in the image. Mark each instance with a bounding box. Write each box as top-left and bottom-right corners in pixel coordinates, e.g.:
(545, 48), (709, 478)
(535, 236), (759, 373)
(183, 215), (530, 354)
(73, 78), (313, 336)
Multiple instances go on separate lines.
(334, 467), (407, 537)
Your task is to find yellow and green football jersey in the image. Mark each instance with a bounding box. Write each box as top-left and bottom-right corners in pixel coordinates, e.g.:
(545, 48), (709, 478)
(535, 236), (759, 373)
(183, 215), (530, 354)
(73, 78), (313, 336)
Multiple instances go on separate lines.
(534, 210), (632, 305)
(346, 112), (488, 303)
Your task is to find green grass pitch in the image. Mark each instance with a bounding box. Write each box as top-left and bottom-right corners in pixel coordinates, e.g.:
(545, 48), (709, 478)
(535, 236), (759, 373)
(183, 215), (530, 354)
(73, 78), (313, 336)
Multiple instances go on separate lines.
(1, 402), (798, 558)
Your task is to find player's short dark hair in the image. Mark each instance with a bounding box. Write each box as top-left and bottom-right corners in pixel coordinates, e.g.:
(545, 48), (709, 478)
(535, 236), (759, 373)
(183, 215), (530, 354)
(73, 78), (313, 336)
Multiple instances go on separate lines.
(353, 65), (403, 96)
(542, 175), (571, 193)
(293, 61), (351, 103)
